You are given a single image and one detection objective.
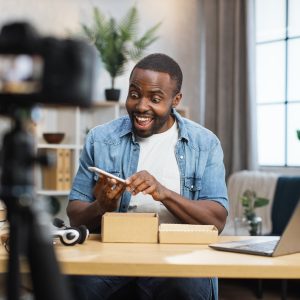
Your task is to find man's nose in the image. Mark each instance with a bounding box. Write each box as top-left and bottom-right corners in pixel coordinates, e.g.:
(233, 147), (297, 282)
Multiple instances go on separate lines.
(135, 97), (150, 112)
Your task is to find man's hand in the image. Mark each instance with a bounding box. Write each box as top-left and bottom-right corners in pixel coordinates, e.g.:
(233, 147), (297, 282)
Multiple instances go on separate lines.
(126, 170), (169, 201)
(93, 174), (126, 212)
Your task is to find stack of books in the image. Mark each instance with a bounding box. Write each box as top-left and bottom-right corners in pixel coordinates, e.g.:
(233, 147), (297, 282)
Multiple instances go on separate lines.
(40, 148), (72, 191)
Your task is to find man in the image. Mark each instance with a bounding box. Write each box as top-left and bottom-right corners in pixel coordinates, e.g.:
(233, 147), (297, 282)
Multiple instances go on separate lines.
(67, 53), (228, 300)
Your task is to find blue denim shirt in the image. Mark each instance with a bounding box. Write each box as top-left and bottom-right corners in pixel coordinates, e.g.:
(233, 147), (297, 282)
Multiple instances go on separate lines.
(69, 109), (228, 299)
(69, 109), (228, 212)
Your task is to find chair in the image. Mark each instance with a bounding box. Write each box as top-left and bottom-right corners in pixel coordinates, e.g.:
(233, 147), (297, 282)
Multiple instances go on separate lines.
(256, 176), (300, 300)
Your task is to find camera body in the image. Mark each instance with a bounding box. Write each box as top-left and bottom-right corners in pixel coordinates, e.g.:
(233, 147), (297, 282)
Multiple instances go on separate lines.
(0, 22), (98, 114)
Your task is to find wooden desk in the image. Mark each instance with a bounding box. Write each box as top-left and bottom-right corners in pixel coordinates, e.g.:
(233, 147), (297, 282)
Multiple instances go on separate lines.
(1, 235), (300, 279)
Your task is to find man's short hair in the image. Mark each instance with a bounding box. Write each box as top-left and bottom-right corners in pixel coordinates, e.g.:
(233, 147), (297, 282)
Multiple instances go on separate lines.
(131, 53), (183, 95)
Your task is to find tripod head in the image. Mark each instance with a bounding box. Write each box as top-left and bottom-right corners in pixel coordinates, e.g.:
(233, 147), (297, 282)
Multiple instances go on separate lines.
(0, 21), (98, 113)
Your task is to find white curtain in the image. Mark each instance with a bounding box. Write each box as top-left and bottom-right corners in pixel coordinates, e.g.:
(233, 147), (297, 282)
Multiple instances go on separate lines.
(199, 0), (258, 177)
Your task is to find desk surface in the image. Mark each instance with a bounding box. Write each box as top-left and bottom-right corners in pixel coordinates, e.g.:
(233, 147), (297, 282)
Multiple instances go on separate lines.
(1, 235), (300, 279)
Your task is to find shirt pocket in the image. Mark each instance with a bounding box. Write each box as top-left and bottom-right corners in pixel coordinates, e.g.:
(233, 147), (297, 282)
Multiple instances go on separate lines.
(184, 177), (202, 191)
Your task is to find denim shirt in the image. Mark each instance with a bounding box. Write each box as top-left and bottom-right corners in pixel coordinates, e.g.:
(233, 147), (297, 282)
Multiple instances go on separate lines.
(69, 108), (228, 211)
(69, 109), (228, 299)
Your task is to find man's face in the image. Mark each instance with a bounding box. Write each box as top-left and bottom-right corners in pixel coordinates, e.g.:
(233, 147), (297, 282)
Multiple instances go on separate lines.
(126, 68), (182, 138)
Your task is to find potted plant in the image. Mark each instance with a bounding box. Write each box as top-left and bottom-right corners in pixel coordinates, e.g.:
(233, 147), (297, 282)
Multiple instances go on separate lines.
(82, 6), (161, 101)
(239, 190), (269, 235)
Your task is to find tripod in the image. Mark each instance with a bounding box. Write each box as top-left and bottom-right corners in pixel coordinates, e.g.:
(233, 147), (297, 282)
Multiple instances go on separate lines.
(0, 107), (72, 300)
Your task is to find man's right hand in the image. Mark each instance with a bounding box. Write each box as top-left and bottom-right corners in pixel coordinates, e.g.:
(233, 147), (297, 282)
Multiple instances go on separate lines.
(93, 174), (126, 212)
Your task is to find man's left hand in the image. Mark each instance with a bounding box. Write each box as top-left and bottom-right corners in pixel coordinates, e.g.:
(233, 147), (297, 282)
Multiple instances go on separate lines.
(126, 170), (169, 201)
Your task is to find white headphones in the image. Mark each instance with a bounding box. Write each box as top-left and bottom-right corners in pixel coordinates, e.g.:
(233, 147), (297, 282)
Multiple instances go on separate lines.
(52, 218), (89, 246)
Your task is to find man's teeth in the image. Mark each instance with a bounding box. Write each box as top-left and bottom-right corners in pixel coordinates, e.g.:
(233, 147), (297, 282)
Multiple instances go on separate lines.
(136, 116), (152, 123)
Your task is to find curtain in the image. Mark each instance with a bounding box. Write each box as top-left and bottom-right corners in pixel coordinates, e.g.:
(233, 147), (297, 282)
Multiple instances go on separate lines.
(199, 0), (258, 177)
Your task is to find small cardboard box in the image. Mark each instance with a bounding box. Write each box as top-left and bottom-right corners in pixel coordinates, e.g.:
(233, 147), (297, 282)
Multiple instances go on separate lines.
(159, 224), (218, 244)
(101, 212), (159, 243)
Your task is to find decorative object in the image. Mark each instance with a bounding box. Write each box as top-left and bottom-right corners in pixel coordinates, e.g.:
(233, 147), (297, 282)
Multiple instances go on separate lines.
(82, 6), (161, 101)
(43, 133), (65, 144)
(239, 190), (269, 236)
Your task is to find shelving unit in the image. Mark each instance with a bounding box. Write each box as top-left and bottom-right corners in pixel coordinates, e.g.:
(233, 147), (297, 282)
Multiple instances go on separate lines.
(36, 102), (189, 196)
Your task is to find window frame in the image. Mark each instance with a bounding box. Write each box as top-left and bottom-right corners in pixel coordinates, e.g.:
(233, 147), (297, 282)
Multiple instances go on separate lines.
(256, 0), (300, 169)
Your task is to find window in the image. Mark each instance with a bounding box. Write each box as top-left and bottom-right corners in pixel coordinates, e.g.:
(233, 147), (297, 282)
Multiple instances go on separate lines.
(256, 0), (300, 167)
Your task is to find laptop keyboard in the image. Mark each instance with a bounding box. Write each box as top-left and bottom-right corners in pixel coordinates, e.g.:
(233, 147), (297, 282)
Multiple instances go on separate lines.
(236, 240), (279, 253)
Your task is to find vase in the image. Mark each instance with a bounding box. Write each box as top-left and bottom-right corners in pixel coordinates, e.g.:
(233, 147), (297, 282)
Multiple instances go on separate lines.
(105, 89), (120, 101)
(234, 216), (262, 236)
(248, 216), (262, 236)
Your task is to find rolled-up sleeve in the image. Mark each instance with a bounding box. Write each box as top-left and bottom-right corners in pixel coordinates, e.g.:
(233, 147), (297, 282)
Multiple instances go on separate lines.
(69, 131), (95, 202)
(199, 140), (229, 212)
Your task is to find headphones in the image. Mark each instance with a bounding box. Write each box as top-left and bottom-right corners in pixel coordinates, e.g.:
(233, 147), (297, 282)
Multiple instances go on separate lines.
(52, 218), (89, 246)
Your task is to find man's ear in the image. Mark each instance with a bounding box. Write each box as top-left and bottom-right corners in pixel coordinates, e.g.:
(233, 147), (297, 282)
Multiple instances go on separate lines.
(172, 93), (182, 108)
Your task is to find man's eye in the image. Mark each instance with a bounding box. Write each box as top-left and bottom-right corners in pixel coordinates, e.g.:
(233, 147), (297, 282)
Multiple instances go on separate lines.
(152, 97), (161, 103)
(130, 92), (139, 99)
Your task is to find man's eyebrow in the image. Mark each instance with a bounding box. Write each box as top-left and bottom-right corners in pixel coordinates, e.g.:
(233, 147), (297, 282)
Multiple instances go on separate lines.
(149, 88), (166, 96)
(129, 83), (141, 90)
(129, 83), (166, 95)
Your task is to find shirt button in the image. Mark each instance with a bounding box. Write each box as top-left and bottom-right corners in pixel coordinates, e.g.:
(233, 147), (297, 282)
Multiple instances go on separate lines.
(180, 155), (184, 159)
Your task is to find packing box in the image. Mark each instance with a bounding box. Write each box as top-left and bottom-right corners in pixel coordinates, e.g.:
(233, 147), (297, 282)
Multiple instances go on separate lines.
(101, 212), (159, 243)
(159, 224), (218, 244)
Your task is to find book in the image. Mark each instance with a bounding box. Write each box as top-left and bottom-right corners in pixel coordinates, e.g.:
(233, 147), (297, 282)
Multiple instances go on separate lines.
(40, 148), (72, 191)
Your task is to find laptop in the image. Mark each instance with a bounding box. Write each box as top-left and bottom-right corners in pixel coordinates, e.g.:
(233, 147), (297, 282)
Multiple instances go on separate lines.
(209, 200), (300, 257)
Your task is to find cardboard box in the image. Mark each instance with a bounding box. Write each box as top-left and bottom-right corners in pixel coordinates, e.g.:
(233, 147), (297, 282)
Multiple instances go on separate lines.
(101, 212), (159, 243)
(159, 224), (218, 244)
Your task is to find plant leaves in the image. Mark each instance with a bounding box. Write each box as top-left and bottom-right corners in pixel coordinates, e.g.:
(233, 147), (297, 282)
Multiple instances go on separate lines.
(118, 6), (138, 41)
(81, 6), (161, 87)
(254, 198), (269, 208)
(241, 196), (250, 207)
(240, 190), (269, 222)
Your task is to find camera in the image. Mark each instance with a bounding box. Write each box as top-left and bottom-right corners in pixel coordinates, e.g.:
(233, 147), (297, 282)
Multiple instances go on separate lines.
(0, 21), (98, 115)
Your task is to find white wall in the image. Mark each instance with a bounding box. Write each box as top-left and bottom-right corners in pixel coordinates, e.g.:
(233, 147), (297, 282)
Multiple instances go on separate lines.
(0, 0), (202, 122)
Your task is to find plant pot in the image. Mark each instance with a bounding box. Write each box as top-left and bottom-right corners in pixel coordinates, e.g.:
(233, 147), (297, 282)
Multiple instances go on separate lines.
(105, 89), (120, 101)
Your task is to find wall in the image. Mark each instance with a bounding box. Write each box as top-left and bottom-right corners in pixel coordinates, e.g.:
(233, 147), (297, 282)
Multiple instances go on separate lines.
(0, 0), (203, 122)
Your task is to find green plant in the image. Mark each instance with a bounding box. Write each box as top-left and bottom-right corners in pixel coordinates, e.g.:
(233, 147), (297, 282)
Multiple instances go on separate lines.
(240, 190), (269, 221)
(240, 190), (269, 235)
(82, 6), (161, 89)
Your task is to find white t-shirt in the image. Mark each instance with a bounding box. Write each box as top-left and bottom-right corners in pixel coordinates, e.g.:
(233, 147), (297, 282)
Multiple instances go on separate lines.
(128, 120), (181, 224)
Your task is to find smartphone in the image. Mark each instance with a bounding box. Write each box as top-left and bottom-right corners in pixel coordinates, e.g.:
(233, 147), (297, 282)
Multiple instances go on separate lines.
(88, 166), (126, 184)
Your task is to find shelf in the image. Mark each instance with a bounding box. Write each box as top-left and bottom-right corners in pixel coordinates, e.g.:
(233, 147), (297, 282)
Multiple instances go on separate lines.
(37, 143), (78, 149)
(37, 190), (70, 196)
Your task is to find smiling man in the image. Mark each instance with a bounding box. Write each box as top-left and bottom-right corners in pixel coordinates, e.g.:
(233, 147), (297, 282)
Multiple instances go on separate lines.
(67, 53), (228, 300)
